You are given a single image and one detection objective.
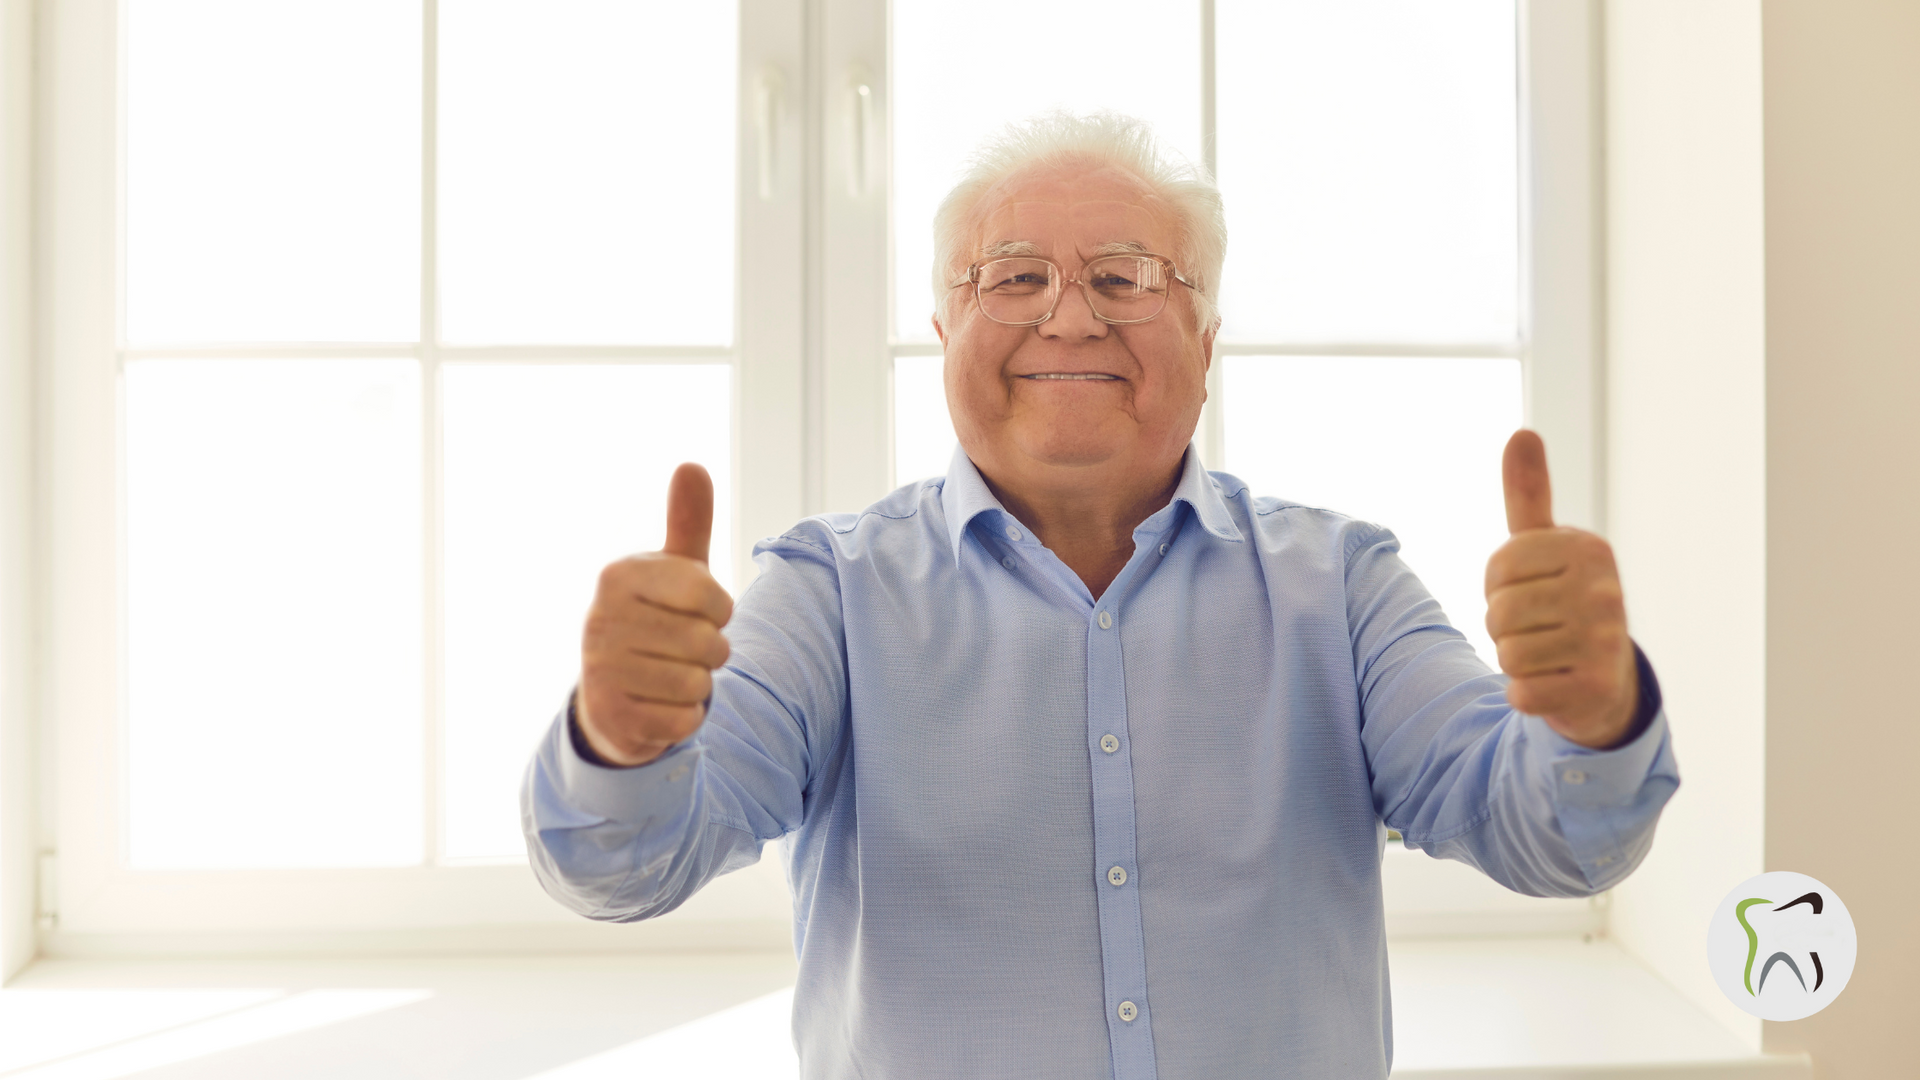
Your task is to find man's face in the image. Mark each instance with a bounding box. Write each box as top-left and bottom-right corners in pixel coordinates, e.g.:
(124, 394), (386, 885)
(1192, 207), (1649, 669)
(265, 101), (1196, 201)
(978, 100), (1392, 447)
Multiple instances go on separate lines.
(933, 164), (1214, 485)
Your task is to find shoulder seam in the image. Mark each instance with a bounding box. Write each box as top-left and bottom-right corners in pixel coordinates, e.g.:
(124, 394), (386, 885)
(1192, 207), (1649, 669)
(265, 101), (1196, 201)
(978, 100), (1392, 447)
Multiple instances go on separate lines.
(766, 532), (834, 556)
(1254, 499), (1346, 518)
(826, 506), (922, 534)
(1343, 521), (1395, 562)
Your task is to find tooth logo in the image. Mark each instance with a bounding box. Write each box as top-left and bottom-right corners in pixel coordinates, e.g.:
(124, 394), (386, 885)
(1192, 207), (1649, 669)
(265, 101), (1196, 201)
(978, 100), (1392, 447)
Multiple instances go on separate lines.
(1708, 871), (1857, 1021)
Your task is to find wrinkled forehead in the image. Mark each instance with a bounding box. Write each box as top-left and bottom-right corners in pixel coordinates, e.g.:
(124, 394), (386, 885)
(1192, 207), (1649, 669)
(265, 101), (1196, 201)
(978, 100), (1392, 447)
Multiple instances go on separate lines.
(973, 198), (1173, 261)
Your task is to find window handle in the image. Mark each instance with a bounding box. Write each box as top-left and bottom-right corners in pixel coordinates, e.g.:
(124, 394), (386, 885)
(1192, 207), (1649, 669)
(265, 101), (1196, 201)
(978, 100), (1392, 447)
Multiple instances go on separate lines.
(756, 65), (785, 201)
(845, 63), (874, 197)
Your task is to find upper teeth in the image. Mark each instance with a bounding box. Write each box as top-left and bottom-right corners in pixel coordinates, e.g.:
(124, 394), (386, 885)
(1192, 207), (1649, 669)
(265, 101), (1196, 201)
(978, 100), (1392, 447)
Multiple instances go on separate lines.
(1026, 373), (1118, 380)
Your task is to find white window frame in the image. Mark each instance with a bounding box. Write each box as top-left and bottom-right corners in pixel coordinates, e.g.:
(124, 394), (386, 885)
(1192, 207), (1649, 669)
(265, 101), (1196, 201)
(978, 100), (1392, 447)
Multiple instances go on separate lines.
(39, 0), (806, 954)
(32, 0), (1603, 955)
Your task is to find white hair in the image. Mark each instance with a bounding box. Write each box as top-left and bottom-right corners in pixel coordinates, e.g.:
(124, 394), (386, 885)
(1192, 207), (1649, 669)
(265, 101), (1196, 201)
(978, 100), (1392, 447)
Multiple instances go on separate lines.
(931, 111), (1226, 332)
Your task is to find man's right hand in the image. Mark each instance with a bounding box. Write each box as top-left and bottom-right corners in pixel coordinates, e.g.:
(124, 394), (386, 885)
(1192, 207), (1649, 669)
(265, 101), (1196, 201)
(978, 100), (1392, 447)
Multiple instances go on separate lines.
(576, 463), (734, 767)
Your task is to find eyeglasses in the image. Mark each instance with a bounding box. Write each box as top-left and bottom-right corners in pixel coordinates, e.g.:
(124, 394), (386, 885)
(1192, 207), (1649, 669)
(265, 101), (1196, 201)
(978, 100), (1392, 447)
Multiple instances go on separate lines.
(948, 253), (1198, 327)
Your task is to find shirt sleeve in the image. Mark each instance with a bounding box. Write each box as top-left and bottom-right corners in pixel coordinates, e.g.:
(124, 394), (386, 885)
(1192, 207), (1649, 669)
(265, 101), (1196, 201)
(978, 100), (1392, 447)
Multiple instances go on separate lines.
(520, 531), (849, 922)
(1345, 523), (1681, 898)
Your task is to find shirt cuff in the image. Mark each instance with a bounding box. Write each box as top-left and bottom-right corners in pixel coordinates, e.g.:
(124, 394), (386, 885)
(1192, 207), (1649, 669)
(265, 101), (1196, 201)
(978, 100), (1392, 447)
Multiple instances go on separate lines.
(549, 690), (705, 825)
(1610, 642), (1664, 748)
(1528, 646), (1679, 888)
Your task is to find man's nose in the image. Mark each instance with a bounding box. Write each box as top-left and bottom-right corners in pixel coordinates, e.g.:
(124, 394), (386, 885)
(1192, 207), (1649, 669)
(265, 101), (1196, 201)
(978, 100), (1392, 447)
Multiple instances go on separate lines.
(1037, 279), (1107, 340)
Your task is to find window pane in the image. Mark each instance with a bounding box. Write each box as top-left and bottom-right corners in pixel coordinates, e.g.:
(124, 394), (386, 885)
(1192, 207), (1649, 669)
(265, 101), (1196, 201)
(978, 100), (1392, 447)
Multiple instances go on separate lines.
(441, 364), (732, 859)
(437, 1), (737, 346)
(124, 0), (421, 345)
(126, 359), (423, 868)
(893, 356), (956, 486)
(1216, 0), (1517, 343)
(892, 0), (1202, 342)
(1223, 357), (1519, 663)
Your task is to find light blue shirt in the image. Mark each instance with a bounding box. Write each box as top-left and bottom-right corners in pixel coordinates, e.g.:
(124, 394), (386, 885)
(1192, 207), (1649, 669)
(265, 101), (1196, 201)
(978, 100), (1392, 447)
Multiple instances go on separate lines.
(523, 445), (1678, 1079)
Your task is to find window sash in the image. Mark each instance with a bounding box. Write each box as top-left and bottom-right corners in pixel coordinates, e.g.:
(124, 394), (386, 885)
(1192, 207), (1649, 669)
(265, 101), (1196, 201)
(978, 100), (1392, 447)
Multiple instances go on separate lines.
(37, 0), (1600, 947)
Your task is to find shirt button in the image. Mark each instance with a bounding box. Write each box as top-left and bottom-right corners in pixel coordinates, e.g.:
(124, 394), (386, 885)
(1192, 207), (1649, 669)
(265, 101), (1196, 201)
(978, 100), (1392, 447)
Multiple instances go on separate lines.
(1001, 555), (1016, 570)
(1107, 865), (1128, 887)
(1117, 1000), (1138, 1023)
(1100, 734), (1119, 754)
(1004, 524), (1022, 541)
(1563, 769), (1587, 785)
(1158, 542), (1169, 556)
(1097, 610), (1113, 630)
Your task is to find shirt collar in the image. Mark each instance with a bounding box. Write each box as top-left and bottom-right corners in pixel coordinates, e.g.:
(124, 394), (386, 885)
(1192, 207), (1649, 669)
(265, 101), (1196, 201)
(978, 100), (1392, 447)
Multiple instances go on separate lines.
(940, 442), (1244, 564)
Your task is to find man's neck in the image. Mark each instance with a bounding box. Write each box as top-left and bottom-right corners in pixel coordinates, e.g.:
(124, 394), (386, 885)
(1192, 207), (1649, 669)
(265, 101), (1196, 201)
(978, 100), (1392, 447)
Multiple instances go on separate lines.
(979, 455), (1185, 601)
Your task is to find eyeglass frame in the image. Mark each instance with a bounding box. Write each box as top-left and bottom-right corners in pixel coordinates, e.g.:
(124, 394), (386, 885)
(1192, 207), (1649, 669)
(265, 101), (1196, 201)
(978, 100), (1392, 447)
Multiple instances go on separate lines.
(947, 252), (1200, 327)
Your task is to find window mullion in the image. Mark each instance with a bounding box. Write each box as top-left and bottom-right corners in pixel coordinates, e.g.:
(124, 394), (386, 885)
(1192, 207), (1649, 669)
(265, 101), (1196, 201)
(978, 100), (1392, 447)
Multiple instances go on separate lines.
(735, 0), (809, 583)
(1518, 0), (1605, 533)
(818, 0), (889, 511)
(1198, 0), (1225, 471)
(420, 0), (443, 867)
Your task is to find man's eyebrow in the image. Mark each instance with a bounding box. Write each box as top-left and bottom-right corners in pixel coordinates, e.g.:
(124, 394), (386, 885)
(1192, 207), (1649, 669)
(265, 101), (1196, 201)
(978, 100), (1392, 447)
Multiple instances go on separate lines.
(978, 239), (1154, 259)
(980, 240), (1045, 258)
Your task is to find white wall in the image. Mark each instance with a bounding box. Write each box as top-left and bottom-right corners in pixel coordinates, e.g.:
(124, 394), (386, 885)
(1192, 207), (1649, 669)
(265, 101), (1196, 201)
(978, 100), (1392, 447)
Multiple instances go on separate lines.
(0, 0), (35, 984)
(1759, 2), (1920, 1074)
(1603, 0), (1768, 1049)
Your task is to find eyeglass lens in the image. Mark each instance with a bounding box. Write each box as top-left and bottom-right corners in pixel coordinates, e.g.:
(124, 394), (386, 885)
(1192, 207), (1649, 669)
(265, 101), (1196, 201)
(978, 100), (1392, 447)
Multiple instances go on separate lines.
(976, 256), (1172, 324)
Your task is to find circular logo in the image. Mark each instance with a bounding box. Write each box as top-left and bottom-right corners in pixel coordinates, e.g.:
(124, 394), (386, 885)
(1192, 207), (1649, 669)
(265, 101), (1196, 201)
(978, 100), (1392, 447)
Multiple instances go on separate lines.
(1707, 871), (1856, 1020)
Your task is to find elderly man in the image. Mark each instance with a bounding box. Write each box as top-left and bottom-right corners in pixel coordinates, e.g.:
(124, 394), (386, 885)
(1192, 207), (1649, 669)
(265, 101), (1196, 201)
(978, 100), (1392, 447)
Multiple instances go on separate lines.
(524, 113), (1677, 1078)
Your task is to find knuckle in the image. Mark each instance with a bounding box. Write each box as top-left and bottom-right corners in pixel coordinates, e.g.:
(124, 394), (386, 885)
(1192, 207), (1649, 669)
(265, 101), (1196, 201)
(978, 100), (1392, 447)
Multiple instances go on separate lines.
(1495, 637), (1525, 673)
(581, 611), (617, 645)
(646, 700), (704, 741)
(1484, 591), (1513, 626)
(672, 663), (711, 701)
(579, 655), (611, 686)
(596, 558), (636, 596)
(630, 698), (679, 737)
(1505, 680), (1538, 713)
(685, 618), (720, 655)
(694, 662), (715, 694)
(1486, 544), (1515, 578)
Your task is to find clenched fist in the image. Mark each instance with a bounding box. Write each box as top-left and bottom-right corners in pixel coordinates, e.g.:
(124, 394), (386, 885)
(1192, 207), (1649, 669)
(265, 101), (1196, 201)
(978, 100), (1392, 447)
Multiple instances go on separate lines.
(1485, 430), (1640, 749)
(576, 463), (734, 767)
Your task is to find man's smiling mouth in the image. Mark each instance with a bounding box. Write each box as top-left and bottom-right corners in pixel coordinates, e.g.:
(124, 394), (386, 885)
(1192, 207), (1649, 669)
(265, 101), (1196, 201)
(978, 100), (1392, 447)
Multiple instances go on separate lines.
(1021, 373), (1122, 380)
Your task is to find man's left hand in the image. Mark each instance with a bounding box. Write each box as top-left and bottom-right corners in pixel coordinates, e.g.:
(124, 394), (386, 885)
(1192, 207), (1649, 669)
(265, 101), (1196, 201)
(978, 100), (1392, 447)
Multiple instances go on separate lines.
(1485, 429), (1639, 749)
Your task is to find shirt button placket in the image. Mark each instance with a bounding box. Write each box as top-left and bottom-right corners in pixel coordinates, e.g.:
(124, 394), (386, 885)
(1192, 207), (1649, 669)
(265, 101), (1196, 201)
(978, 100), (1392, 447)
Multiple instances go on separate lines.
(1085, 601), (1156, 1078)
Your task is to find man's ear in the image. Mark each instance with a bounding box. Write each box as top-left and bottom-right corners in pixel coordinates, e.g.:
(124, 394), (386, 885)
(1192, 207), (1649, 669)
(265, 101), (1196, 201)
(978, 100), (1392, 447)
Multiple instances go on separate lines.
(933, 312), (946, 347)
(1201, 327), (1217, 372)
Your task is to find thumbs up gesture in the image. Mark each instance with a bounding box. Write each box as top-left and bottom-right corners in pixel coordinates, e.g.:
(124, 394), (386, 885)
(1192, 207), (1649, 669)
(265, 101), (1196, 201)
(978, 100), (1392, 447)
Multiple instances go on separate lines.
(576, 463), (734, 767)
(1485, 431), (1640, 749)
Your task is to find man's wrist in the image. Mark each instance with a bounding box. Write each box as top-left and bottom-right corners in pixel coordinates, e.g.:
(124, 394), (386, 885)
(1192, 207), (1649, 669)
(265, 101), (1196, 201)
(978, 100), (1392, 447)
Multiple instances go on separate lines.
(567, 693), (613, 765)
(1596, 643), (1662, 750)
(567, 690), (664, 769)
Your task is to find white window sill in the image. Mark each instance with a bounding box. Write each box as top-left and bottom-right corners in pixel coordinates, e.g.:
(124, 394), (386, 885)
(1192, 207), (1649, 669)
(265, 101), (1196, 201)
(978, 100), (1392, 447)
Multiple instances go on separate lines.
(2, 938), (1810, 1079)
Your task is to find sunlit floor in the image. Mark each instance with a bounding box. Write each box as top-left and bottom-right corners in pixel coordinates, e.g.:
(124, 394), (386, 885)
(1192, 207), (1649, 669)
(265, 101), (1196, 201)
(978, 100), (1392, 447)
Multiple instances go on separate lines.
(0, 939), (1807, 1079)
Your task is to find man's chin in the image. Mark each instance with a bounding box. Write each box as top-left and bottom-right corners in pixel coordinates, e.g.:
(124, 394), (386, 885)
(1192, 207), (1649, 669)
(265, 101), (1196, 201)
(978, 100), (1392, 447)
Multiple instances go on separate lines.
(1010, 430), (1131, 471)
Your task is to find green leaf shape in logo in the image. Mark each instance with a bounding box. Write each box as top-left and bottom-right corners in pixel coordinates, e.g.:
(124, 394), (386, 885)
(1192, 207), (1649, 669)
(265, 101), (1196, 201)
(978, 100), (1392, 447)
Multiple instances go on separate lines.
(1737, 897), (1773, 995)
